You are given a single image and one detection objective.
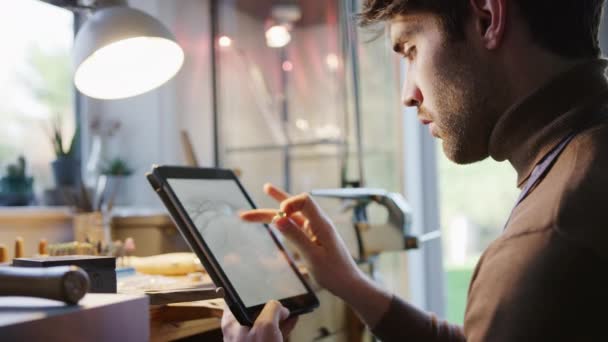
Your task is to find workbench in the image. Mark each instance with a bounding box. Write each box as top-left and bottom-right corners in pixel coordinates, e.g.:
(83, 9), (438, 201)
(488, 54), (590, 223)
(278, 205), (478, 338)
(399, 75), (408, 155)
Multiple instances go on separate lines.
(0, 293), (149, 341)
(148, 291), (367, 342)
(146, 264), (374, 342)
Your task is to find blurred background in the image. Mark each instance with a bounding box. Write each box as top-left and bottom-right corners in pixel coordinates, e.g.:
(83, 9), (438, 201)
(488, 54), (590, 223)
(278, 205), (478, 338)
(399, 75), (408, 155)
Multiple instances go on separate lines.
(4, 0), (608, 334)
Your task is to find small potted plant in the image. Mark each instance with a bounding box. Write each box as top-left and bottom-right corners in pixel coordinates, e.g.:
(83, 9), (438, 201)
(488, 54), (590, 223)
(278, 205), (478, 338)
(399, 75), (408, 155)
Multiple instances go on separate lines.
(0, 156), (34, 206)
(50, 118), (80, 187)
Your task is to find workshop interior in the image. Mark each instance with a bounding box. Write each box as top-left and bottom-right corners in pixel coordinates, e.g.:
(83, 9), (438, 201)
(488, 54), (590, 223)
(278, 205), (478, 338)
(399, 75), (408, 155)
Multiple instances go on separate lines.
(2, 0), (608, 341)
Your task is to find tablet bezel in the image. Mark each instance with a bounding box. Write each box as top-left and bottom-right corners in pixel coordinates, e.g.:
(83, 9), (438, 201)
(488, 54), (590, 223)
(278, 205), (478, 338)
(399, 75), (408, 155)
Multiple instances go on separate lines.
(149, 165), (319, 325)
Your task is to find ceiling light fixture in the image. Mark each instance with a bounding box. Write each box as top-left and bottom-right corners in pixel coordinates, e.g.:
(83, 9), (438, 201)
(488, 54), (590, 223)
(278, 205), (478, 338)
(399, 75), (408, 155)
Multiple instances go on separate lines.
(265, 2), (301, 49)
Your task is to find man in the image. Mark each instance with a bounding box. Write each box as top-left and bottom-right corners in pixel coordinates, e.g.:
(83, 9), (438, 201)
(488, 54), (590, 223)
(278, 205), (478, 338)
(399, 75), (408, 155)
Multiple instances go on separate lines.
(222, 0), (608, 340)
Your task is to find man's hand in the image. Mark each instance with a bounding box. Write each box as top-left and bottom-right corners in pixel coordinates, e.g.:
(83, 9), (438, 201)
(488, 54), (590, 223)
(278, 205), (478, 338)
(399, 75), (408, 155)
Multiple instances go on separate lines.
(240, 184), (393, 330)
(221, 300), (298, 342)
(240, 184), (365, 300)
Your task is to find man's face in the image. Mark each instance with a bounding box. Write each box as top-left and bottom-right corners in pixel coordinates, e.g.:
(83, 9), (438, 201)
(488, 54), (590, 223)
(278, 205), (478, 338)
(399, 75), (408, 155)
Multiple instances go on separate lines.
(390, 13), (503, 164)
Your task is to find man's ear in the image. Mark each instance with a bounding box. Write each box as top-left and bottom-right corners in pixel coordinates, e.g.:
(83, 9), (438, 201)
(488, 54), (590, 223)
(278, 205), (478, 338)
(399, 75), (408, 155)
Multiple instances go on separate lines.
(469, 0), (507, 50)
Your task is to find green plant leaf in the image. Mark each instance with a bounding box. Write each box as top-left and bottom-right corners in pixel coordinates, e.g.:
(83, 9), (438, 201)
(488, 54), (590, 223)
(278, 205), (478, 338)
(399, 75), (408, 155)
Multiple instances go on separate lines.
(67, 125), (79, 157)
(101, 158), (133, 176)
(54, 129), (64, 156)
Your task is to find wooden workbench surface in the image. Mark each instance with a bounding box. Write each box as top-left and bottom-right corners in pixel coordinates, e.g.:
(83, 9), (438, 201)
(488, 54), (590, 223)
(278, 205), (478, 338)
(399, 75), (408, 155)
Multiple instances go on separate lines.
(150, 299), (224, 342)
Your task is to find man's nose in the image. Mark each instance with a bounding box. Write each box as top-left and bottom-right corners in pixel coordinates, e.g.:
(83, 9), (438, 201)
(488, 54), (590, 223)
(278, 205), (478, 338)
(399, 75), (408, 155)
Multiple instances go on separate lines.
(402, 82), (423, 108)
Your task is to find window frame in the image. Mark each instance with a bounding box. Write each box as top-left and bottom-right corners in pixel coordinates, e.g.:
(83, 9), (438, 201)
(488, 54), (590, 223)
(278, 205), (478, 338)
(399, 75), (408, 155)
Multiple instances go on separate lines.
(401, 62), (447, 317)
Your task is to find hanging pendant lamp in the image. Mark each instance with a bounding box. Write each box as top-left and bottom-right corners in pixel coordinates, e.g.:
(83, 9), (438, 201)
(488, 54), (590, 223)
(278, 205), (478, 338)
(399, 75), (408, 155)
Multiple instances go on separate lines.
(73, 5), (184, 100)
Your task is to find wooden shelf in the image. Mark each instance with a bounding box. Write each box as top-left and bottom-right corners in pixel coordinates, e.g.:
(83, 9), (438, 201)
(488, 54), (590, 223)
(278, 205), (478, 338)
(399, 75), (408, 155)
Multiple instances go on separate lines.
(225, 139), (345, 153)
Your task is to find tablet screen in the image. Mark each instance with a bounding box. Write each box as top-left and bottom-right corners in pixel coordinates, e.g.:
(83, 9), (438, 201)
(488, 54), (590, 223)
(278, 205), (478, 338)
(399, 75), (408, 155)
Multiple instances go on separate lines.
(167, 178), (308, 307)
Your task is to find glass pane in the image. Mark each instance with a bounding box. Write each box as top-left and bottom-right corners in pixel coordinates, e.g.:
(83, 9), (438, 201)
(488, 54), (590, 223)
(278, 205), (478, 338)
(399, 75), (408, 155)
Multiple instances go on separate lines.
(356, 18), (402, 193)
(217, 0), (353, 207)
(438, 143), (519, 323)
(0, 1), (74, 195)
(217, 1), (402, 200)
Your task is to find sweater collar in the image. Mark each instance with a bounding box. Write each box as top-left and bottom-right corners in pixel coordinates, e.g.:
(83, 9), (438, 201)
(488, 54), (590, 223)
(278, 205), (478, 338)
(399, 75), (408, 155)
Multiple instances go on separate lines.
(488, 58), (608, 187)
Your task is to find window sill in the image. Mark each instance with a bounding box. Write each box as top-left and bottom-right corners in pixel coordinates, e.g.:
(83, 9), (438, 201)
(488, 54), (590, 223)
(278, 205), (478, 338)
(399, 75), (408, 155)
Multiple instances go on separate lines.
(0, 206), (72, 224)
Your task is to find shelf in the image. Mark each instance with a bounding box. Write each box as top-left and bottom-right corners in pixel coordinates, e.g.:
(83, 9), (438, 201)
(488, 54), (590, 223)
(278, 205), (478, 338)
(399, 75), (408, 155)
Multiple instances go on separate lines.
(286, 148), (395, 160)
(0, 206), (72, 223)
(224, 139), (346, 153)
(223, 148), (394, 161)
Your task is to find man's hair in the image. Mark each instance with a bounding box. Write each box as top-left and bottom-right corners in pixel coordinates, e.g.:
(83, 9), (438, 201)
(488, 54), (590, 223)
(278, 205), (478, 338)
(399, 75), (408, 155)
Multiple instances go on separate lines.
(359, 0), (605, 59)
(359, 0), (471, 39)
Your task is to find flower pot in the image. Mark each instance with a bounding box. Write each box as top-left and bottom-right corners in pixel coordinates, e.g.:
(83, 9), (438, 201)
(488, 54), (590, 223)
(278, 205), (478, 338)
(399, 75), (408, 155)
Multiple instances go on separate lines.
(0, 176), (34, 206)
(52, 157), (80, 187)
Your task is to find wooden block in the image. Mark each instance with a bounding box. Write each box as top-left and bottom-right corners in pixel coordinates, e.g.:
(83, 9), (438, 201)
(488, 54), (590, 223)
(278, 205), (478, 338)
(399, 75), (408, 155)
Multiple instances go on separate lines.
(13, 255), (117, 293)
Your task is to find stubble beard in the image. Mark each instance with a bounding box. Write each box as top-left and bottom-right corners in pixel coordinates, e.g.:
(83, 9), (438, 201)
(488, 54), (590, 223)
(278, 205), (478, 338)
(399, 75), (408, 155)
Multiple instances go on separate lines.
(432, 44), (500, 164)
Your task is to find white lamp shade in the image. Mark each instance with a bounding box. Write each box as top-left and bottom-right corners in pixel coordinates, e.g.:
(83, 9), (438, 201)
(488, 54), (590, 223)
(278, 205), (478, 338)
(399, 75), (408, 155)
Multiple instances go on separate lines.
(74, 6), (184, 100)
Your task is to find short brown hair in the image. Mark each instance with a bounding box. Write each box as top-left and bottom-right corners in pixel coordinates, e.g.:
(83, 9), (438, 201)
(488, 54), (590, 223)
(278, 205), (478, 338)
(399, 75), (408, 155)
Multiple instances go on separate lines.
(359, 0), (470, 39)
(359, 0), (605, 59)
(516, 0), (604, 59)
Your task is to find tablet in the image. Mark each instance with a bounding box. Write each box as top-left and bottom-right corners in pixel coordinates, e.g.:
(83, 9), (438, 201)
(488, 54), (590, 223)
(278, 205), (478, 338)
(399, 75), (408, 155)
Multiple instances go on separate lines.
(146, 166), (318, 326)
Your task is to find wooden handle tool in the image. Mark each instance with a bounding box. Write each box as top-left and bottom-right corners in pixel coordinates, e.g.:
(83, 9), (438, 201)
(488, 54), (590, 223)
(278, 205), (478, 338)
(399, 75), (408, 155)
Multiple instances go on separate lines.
(0, 266), (90, 304)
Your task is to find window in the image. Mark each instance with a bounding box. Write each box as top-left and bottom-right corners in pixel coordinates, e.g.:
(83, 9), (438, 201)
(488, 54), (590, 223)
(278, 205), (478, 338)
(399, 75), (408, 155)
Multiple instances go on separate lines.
(0, 1), (74, 194)
(215, 0), (402, 206)
(438, 143), (519, 323)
